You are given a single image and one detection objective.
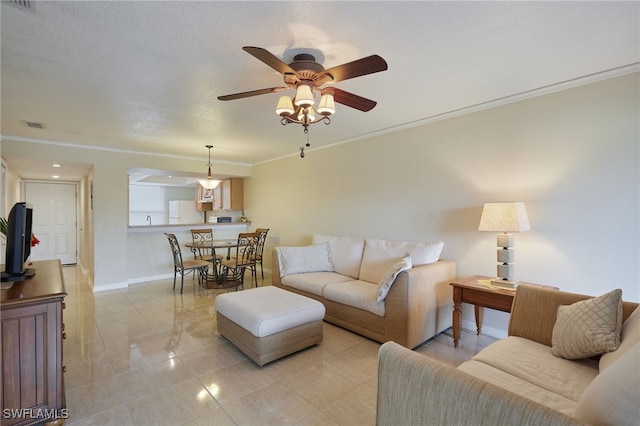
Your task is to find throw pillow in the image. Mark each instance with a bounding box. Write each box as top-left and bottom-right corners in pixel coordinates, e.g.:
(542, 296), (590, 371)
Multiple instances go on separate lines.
(374, 255), (412, 302)
(276, 242), (334, 276)
(551, 289), (623, 359)
(312, 234), (365, 279)
(359, 238), (443, 284)
(573, 342), (640, 425)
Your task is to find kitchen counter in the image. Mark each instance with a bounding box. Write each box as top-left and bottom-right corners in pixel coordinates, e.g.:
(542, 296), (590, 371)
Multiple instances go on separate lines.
(128, 222), (251, 232)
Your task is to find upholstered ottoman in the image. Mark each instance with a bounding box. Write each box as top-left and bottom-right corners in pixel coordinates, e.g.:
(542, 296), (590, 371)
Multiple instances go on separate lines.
(215, 286), (325, 366)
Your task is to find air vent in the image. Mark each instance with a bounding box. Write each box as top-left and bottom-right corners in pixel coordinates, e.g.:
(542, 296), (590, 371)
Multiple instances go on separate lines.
(8, 0), (31, 9)
(23, 121), (46, 129)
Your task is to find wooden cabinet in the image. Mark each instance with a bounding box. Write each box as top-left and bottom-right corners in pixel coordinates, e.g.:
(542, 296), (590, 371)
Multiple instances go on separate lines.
(195, 184), (214, 212)
(1, 260), (67, 425)
(196, 178), (243, 211)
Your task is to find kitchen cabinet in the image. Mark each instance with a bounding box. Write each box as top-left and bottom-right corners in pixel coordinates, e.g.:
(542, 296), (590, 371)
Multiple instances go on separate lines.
(196, 178), (243, 211)
(1, 260), (67, 425)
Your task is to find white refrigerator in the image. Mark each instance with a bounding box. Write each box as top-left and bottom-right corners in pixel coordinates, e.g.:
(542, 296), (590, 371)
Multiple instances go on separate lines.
(168, 201), (204, 224)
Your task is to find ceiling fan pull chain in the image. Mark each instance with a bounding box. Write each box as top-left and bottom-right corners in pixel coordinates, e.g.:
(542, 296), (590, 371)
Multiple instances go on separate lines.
(299, 147), (305, 158)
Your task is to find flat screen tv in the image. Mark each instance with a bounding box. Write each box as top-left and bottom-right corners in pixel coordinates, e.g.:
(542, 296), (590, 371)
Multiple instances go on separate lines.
(1, 202), (35, 282)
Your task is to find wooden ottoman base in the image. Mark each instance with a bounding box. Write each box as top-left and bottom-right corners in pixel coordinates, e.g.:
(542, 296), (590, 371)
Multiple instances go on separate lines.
(217, 311), (323, 366)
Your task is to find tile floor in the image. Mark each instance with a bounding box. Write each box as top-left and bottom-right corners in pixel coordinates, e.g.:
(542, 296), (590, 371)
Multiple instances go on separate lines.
(62, 266), (496, 425)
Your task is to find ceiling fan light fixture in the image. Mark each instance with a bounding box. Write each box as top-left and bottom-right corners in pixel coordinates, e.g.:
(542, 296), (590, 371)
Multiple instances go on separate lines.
(219, 46), (388, 156)
(276, 95), (295, 116)
(317, 93), (335, 115)
(294, 84), (314, 107)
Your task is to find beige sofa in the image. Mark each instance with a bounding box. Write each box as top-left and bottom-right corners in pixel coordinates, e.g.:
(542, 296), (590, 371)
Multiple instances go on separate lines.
(271, 234), (456, 349)
(376, 284), (640, 425)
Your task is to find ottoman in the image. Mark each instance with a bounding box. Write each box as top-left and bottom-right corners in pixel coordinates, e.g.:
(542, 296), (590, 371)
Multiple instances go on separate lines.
(215, 286), (325, 366)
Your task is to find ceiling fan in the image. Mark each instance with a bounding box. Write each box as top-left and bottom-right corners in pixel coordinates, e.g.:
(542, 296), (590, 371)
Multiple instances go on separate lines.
(218, 47), (388, 156)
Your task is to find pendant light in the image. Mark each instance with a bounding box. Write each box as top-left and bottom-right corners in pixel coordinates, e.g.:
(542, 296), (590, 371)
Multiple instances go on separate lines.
(198, 145), (221, 189)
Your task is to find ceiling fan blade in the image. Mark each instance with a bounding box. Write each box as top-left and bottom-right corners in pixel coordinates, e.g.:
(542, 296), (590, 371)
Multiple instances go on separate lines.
(243, 46), (297, 75)
(319, 55), (388, 83)
(218, 87), (286, 101)
(329, 87), (377, 112)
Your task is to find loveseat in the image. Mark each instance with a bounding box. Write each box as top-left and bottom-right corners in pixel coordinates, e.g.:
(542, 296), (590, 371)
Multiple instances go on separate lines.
(271, 234), (456, 349)
(376, 284), (640, 425)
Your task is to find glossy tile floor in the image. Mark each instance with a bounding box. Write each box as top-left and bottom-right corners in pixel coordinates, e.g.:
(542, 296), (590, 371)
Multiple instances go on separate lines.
(62, 266), (496, 425)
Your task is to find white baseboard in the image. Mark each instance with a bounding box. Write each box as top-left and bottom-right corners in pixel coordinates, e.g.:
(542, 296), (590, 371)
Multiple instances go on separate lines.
(127, 273), (173, 285)
(461, 319), (508, 339)
(92, 281), (128, 292)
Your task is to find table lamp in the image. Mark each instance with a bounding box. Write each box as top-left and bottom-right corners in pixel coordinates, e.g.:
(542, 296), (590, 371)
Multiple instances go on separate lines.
(478, 202), (530, 288)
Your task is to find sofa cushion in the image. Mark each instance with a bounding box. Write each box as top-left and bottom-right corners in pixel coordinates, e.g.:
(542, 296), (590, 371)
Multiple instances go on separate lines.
(375, 254), (412, 302)
(458, 336), (598, 416)
(276, 242), (334, 276)
(574, 342), (640, 425)
(282, 272), (352, 297)
(599, 305), (640, 372)
(359, 238), (443, 284)
(551, 289), (623, 359)
(312, 234), (365, 279)
(323, 280), (385, 316)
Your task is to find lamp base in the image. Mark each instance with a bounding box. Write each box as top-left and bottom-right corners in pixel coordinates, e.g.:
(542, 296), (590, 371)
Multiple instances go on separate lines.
(491, 278), (519, 289)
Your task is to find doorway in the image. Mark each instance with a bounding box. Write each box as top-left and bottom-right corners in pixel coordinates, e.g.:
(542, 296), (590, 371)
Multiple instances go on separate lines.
(25, 181), (78, 265)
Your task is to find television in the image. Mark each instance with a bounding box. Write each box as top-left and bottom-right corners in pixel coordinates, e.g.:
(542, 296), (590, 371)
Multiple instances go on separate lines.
(1, 202), (35, 282)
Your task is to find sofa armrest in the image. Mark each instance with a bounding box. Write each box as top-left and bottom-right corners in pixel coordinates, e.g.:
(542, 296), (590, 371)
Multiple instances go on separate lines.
(508, 284), (639, 346)
(376, 341), (584, 426)
(384, 260), (456, 348)
(271, 249), (282, 286)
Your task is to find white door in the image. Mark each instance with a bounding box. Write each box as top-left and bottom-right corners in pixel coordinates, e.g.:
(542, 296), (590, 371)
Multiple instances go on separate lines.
(25, 182), (77, 265)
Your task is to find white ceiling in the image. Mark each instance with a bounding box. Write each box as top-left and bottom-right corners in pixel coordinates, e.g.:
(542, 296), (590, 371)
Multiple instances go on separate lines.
(1, 1), (638, 181)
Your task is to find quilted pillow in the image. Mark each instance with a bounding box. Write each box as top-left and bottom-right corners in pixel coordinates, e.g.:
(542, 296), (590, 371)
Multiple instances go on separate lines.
(374, 255), (412, 302)
(551, 289), (623, 359)
(276, 242), (334, 276)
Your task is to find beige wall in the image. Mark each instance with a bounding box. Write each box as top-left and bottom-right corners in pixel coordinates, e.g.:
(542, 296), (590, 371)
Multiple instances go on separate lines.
(247, 73), (639, 334)
(2, 73), (638, 335)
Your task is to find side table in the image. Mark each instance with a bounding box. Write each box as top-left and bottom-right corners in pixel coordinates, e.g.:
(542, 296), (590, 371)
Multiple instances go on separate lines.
(450, 275), (557, 348)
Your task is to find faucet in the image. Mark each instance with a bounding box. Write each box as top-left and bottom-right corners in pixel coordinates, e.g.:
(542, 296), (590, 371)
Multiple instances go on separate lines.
(146, 215), (151, 225)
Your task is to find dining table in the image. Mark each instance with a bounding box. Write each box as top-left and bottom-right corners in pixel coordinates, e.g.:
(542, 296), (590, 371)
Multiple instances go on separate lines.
(184, 239), (243, 289)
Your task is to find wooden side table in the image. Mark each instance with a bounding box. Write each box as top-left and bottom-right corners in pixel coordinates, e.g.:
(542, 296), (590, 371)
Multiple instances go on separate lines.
(450, 275), (557, 348)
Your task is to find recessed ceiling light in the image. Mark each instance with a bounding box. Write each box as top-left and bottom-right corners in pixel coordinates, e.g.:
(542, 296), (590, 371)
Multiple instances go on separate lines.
(52, 164), (61, 168)
(52, 175), (59, 179)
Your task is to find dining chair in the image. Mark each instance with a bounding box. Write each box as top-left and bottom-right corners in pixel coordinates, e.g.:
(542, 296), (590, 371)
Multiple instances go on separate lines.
(219, 232), (261, 290)
(253, 228), (270, 279)
(165, 233), (209, 293)
(190, 228), (224, 263)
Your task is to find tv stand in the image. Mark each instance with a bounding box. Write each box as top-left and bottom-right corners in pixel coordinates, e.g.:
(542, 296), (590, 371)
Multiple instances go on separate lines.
(1, 260), (67, 425)
(1, 267), (36, 282)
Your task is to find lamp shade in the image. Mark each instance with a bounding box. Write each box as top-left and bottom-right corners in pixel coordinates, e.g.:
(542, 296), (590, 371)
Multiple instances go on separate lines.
(275, 96), (295, 116)
(478, 202), (530, 232)
(199, 178), (221, 189)
(298, 106), (315, 123)
(294, 85), (314, 107)
(317, 93), (335, 115)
